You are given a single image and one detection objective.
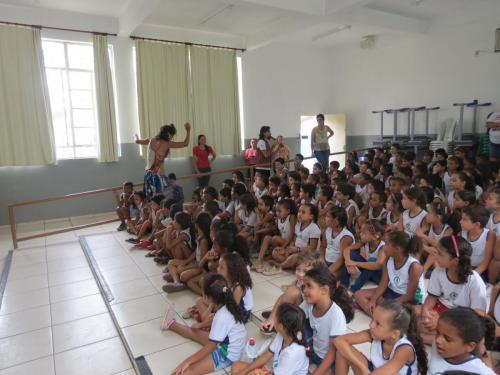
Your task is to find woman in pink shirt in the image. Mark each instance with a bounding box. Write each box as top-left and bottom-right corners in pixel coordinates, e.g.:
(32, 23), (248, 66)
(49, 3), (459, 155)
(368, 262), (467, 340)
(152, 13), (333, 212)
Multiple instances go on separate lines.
(192, 135), (216, 187)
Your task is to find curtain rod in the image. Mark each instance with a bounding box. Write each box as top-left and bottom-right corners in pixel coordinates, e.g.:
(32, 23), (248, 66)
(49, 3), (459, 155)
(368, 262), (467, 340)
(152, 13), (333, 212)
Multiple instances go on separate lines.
(130, 35), (245, 52)
(0, 20), (117, 36)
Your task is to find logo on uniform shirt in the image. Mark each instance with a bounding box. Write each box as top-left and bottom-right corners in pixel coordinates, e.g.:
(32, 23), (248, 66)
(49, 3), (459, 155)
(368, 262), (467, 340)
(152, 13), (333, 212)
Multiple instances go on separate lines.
(449, 292), (458, 301)
(393, 275), (401, 286)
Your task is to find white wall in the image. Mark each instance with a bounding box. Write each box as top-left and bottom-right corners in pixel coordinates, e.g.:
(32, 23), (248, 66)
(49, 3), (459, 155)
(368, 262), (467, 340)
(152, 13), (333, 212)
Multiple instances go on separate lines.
(242, 43), (332, 140)
(328, 11), (500, 137)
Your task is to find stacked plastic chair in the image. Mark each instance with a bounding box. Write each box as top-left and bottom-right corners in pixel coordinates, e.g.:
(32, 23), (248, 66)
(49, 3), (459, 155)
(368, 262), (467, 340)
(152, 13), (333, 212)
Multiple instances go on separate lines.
(429, 118), (457, 154)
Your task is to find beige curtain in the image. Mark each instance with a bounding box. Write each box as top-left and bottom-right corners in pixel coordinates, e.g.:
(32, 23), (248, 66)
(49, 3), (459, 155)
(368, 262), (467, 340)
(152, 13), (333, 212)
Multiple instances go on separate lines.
(93, 34), (119, 162)
(189, 46), (241, 155)
(135, 40), (192, 158)
(0, 25), (56, 166)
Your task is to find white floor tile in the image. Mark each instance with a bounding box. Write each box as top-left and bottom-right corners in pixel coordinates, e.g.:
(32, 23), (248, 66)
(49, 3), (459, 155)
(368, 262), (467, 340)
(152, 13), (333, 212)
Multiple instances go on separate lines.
(108, 278), (158, 305)
(0, 355), (54, 375)
(49, 279), (99, 303)
(52, 313), (117, 353)
(148, 274), (168, 293)
(91, 247), (127, 261)
(10, 248), (46, 268)
(112, 370), (135, 375)
(7, 263), (47, 281)
(135, 260), (164, 277)
(47, 256), (88, 273)
(347, 310), (372, 332)
(45, 232), (78, 245)
(251, 282), (283, 311)
(268, 273), (297, 288)
(163, 290), (199, 313)
(146, 342), (225, 375)
(111, 294), (167, 328)
(94, 254), (136, 272)
(48, 266), (93, 287)
(3, 274), (48, 296)
(0, 327), (53, 369)
(0, 305), (51, 339)
(54, 337), (131, 375)
(51, 294), (107, 325)
(100, 265), (146, 285)
(122, 316), (189, 357)
(0, 288), (49, 315)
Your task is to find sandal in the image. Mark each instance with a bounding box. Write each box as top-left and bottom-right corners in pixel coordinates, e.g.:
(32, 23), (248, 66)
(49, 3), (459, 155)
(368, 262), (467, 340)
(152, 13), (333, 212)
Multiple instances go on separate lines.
(137, 240), (152, 249)
(160, 307), (176, 330)
(125, 238), (139, 244)
(262, 265), (282, 277)
(162, 283), (187, 293)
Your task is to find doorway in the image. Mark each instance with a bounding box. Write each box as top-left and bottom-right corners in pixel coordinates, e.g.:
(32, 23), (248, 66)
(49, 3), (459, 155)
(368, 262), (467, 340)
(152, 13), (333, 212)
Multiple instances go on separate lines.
(300, 114), (347, 170)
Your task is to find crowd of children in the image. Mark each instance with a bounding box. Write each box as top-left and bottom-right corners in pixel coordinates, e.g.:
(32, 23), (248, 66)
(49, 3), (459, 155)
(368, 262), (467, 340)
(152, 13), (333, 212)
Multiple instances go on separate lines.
(116, 142), (500, 375)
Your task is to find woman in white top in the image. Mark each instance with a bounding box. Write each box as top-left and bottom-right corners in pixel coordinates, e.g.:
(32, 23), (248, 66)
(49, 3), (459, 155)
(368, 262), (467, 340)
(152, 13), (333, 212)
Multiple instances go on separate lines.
(429, 307), (495, 375)
(334, 300), (427, 375)
(232, 303), (309, 375)
(310, 113), (334, 171)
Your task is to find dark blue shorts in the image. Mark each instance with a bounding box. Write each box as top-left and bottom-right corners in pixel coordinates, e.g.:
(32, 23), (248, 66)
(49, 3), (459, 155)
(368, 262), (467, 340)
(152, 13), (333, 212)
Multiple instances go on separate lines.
(383, 289), (420, 305)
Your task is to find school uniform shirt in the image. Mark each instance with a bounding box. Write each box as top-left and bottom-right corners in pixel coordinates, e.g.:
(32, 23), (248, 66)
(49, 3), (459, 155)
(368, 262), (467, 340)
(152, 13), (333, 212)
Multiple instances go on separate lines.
(299, 301), (347, 359)
(238, 209), (257, 228)
(344, 199), (360, 218)
(242, 287), (254, 312)
(427, 267), (487, 310)
(447, 191), (457, 210)
(324, 227), (354, 263)
(160, 216), (172, 228)
(475, 185), (483, 200)
(494, 291), (500, 324)
(461, 228), (490, 268)
(387, 256), (426, 304)
(368, 207), (387, 221)
(402, 209), (427, 236)
(294, 222), (321, 248)
(254, 185), (268, 199)
(428, 224), (450, 242)
(487, 213), (500, 235)
(209, 306), (247, 361)
(443, 172), (452, 195)
(356, 184), (369, 205)
(277, 215), (292, 240)
(363, 240), (385, 262)
(268, 334), (309, 375)
(370, 336), (418, 375)
(386, 212), (401, 231)
(428, 343), (496, 375)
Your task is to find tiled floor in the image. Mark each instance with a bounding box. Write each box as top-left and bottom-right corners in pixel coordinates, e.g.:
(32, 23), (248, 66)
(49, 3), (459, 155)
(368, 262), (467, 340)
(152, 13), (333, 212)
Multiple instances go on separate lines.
(0, 213), (376, 375)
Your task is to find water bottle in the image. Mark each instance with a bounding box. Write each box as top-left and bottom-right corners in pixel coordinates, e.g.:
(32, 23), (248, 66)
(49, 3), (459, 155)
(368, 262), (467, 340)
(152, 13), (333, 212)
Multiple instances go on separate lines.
(245, 338), (258, 362)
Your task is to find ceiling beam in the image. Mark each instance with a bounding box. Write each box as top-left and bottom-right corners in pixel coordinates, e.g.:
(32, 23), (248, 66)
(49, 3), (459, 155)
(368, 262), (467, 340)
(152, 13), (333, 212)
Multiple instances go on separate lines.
(118, 0), (162, 36)
(332, 6), (431, 34)
(242, 0), (325, 16)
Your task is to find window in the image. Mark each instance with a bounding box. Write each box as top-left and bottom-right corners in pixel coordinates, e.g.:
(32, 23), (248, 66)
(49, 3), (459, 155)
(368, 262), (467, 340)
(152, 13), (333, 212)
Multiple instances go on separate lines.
(42, 40), (99, 159)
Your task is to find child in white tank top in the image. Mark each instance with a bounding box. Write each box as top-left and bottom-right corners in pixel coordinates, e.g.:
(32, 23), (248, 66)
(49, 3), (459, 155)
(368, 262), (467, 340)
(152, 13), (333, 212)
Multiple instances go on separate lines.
(385, 192), (403, 232)
(401, 187), (427, 236)
(321, 206), (354, 281)
(354, 231), (426, 317)
(334, 300), (425, 375)
(485, 188), (500, 235)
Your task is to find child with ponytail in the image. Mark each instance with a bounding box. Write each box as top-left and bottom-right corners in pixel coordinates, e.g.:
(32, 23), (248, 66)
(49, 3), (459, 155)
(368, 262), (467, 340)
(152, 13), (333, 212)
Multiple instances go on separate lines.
(232, 303), (309, 375)
(334, 300), (427, 375)
(429, 307), (496, 374)
(300, 267), (354, 374)
(162, 273), (247, 374)
(355, 231), (426, 317)
(419, 236), (487, 345)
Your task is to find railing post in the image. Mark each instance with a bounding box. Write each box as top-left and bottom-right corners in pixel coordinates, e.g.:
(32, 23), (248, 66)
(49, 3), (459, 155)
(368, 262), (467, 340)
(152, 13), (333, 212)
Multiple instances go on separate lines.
(249, 167), (254, 191)
(8, 206), (17, 249)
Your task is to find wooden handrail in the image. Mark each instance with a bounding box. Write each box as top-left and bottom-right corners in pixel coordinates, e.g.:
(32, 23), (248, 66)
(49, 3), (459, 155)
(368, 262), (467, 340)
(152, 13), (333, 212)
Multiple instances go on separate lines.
(7, 147), (371, 249)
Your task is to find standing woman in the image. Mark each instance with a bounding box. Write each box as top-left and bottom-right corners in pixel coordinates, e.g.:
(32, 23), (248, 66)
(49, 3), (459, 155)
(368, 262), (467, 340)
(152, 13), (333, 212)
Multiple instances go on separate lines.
(244, 138), (259, 178)
(193, 134), (216, 188)
(311, 114), (334, 171)
(256, 126), (273, 178)
(135, 122), (191, 201)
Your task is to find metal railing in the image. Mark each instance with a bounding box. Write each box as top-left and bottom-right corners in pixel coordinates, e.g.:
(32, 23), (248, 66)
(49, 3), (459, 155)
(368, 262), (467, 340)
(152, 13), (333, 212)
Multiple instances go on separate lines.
(7, 147), (371, 249)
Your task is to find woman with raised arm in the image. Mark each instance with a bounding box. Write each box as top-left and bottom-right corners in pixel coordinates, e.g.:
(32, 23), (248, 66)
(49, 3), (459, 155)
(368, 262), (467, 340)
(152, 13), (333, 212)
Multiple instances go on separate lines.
(135, 122), (192, 200)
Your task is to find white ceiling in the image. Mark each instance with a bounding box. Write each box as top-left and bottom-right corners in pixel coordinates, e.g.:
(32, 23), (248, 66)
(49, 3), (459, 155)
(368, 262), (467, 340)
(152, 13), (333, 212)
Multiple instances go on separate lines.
(1, 0), (500, 49)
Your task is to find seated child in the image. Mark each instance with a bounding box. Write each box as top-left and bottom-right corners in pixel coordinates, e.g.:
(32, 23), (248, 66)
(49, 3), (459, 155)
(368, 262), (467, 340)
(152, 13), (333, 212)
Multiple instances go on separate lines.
(419, 236), (487, 345)
(165, 173), (184, 204)
(271, 203), (320, 269)
(343, 219), (386, 293)
(334, 301), (427, 375)
(161, 273), (247, 373)
(428, 307), (495, 374)
(355, 231), (426, 317)
(232, 303), (309, 375)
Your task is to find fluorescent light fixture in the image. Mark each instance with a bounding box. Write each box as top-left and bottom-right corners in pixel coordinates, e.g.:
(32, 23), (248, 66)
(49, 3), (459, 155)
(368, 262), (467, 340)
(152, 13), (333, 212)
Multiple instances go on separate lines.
(312, 24), (351, 42)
